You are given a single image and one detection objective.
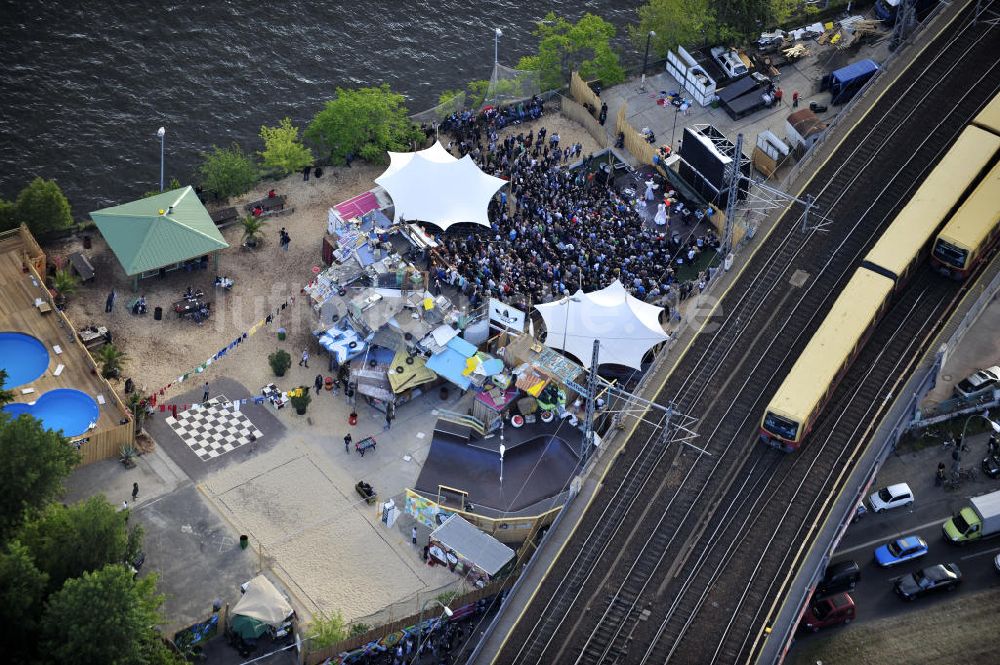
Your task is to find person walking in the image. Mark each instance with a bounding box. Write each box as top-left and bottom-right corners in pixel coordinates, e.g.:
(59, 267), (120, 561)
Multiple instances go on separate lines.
(344, 433), (352, 454)
(299, 349), (309, 367)
(281, 230), (290, 251)
(792, 90), (800, 108)
(105, 289), (116, 313)
(384, 411), (392, 431)
(131, 482), (139, 501)
(202, 382), (210, 403)
(314, 374), (323, 394)
(774, 87), (783, 105)
(411, 526), (418, 545)
(936, 463), (946, 486)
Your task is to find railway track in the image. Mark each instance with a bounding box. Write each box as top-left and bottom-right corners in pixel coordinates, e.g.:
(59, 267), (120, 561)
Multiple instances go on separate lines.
(491, 4), (1000, 664)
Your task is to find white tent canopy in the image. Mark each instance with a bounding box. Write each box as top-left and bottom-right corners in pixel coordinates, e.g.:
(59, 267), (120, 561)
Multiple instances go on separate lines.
(535, 280), (669, 370)
(231, 575), (293, 625)
(375, 143), (507, 230)
(381, 141), (457, 179)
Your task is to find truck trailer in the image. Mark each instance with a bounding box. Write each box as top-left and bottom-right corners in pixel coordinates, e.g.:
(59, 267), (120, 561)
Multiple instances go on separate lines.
(943, 490), (1000, 544)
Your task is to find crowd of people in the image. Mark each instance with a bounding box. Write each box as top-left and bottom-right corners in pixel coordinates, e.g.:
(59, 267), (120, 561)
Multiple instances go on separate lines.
(424, 97), (723, 315)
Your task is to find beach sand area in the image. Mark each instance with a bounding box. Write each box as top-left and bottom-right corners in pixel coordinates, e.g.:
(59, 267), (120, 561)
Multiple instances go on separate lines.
(48, 111), (600, 622)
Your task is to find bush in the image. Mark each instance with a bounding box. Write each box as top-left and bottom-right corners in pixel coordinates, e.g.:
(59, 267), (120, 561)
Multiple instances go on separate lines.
(268, 349), (292, 377)
(198, 143), (258, 200)
(259, 117), (313, 177)
(9, 178), (73, 237)
(308, 610), (348, 649)
(305, 84), (423, 165)
(290, 389), (311, 414)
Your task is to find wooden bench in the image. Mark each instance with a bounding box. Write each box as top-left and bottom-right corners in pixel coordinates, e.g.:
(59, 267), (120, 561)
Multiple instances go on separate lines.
(210, 206), (239, 229)
(68, 252), (95, 282)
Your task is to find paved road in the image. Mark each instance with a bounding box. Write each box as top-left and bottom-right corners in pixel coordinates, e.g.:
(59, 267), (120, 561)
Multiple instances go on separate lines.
(794, 431), (1000, 640)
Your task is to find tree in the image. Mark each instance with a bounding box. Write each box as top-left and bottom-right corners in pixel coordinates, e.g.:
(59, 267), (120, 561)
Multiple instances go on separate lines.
(630, 0), (713, 58)
(19, 496), (143, 594)
(0, 414), (79, 538)
(51, 268), (79, 306)
(240, 214), (266, 248)
(714, 0), (774, 42)
(96, 343), (128, 379)
(0, 369), (13, 406)
(305, 84), (423, 165)
(198, 143), (258, 200)
(516, 12), (626, 92)
(0, 541), (48, 663)
(13, 177), (73, 236)
(41, 564), (180, 665)
(308, 610), (348, 649)
(142, 177), (182, 198)
(0, 197), (16, 232)
(259, 117), (314, 176)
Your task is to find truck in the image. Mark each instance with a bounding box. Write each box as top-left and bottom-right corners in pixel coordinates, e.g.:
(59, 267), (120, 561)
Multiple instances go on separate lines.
(943, 490), (1000, 544)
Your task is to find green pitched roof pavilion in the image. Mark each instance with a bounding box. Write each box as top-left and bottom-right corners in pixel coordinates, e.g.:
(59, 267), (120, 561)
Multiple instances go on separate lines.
(90, 186), (229, 276)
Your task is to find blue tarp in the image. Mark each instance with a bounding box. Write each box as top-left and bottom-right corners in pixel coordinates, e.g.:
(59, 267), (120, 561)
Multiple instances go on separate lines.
(318, 327), (367, 364)
(831, 59), (879, 85)
(426, 348), (472, 390)
(447, 336), (477, 358)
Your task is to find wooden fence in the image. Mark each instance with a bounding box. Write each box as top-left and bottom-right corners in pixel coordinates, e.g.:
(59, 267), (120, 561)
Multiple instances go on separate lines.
(569, 71), (601, 115)
(560, 96), (610, 151)
(303, 578), (513, 665)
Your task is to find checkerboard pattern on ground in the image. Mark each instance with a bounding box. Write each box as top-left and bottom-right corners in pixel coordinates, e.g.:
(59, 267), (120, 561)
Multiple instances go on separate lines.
(165, 397), (263, 461)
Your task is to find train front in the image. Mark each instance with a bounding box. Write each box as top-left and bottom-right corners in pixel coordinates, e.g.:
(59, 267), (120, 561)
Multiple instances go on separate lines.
(759, 409), (801, 452)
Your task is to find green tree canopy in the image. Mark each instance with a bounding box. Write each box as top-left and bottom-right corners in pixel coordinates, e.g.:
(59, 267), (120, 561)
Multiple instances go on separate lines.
(714, 0), (774, 42)
(0, 370), (14, 406)
(41, 564), (179, 665)
(259, 117), (314, 176)
(516, 12), (626, 91)
(198, 143), (258, 200)
(0, 197), (17, 232)
(0, 414), (79, 538)
(630, 0), (712, 58)
(0, 540), (48, 662)
(11, 177), (73, 236)
(18, 496), (142, 594)
(305, 84), (423, 165)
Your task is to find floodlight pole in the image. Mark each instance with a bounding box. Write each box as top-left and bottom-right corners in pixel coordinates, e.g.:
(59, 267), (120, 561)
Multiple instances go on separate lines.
(582, 340), (600, 462)
(157, 126), (166, 192)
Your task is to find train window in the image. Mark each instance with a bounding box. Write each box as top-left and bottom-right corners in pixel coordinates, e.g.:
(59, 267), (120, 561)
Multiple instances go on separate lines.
(763, 412), (798, 440)
(933, 240), (967, 268)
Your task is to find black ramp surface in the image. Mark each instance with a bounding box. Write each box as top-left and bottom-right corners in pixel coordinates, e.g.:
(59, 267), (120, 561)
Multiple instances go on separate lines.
(415, 436), (578, 513)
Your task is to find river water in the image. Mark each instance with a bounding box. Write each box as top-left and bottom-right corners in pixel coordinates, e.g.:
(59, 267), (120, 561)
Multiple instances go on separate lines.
(0, 1), (640, 215)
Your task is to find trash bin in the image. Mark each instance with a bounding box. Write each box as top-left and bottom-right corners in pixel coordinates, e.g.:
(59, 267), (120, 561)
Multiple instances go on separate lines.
(277, 327), (287, 341)
(239, 535), (249, 550)
(153, 306), (163, 321)
(82, 235), (92, 249)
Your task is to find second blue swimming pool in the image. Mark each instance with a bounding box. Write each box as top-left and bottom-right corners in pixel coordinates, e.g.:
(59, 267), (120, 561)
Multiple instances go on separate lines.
(3, 389), (100, 437)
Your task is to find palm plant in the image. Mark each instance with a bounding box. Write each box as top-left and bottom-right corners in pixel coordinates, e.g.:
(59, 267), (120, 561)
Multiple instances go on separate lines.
(241, 214), (266, 248)
(96, 344), (128, 379)
(51, 269), (78, 306)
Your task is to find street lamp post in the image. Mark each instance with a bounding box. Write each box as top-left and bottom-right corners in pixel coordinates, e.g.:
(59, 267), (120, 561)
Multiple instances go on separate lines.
(560, 295), (582, 355)
(642, 30), (656, 74)
(959, 412), (1000, 449)
(495, 28), (503, 66)
(156, 127), (166, 192)
(413, 599), (453, 664)
(499, 442), (506, 485)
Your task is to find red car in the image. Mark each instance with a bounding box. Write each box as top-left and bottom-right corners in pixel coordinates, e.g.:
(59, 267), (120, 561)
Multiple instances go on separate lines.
(801, 592), (855, 632)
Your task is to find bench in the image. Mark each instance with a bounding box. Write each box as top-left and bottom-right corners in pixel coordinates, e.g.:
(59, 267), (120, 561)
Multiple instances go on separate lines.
(68, 252), (95, 282)
(210, 206), (239, 229)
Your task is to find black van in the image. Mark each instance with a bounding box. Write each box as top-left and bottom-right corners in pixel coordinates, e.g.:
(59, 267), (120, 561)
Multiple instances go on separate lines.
(816, 560), (861, 597)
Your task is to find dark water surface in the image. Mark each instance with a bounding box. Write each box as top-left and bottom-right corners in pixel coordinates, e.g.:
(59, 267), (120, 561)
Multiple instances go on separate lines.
(0, 1), (640, 215)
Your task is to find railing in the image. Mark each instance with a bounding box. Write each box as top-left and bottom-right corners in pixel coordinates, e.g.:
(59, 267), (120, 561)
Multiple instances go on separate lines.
(435, 409), (487, 437)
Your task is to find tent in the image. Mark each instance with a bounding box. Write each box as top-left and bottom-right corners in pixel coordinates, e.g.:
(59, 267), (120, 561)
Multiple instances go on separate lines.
(534, 280), (668, 370)
(430, 514), (514, 579)
(375, 144), (507, 230)
(230, 575), (292, 639)
(90, 186), (228, 286)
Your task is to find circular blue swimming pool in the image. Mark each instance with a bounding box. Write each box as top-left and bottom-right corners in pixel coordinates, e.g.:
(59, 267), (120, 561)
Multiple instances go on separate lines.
(0, 332), (50, 388)
(3, 389), (100, 437)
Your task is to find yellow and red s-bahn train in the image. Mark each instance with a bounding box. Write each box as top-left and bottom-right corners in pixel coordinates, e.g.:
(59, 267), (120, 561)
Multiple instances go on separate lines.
(760, 92), (1000, 452)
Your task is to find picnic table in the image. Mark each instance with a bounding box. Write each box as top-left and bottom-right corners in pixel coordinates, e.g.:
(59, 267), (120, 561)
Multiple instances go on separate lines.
(246, 195), (287, 214)
(210, 206), (239, 228)
(68, 251), (95, 282)
(355, 436), (377, 456)
(173, 298), (211, 321)
(78, 325), (109, 349)
(260, 383), (288, 409)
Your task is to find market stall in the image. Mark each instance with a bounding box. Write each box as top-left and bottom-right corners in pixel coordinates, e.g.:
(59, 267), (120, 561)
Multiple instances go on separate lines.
(428, 514), (515, 585)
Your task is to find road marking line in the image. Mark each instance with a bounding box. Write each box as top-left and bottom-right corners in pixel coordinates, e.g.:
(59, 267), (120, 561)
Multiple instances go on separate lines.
(834, 516), (951, 555)
(960, 545), (1000, 560)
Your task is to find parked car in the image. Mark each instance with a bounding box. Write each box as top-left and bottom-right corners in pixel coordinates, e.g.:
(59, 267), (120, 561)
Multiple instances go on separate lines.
(983, 454), (1000, 479)
(801, 592), (855, 632)
(953, 366), (1000, 399)
(995, 553), (1000, 573)
(816, 560), (861, 596)
(874, 535), (928, 567)
(868, 483), (914, 513)
(894, 563), (962, 600)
